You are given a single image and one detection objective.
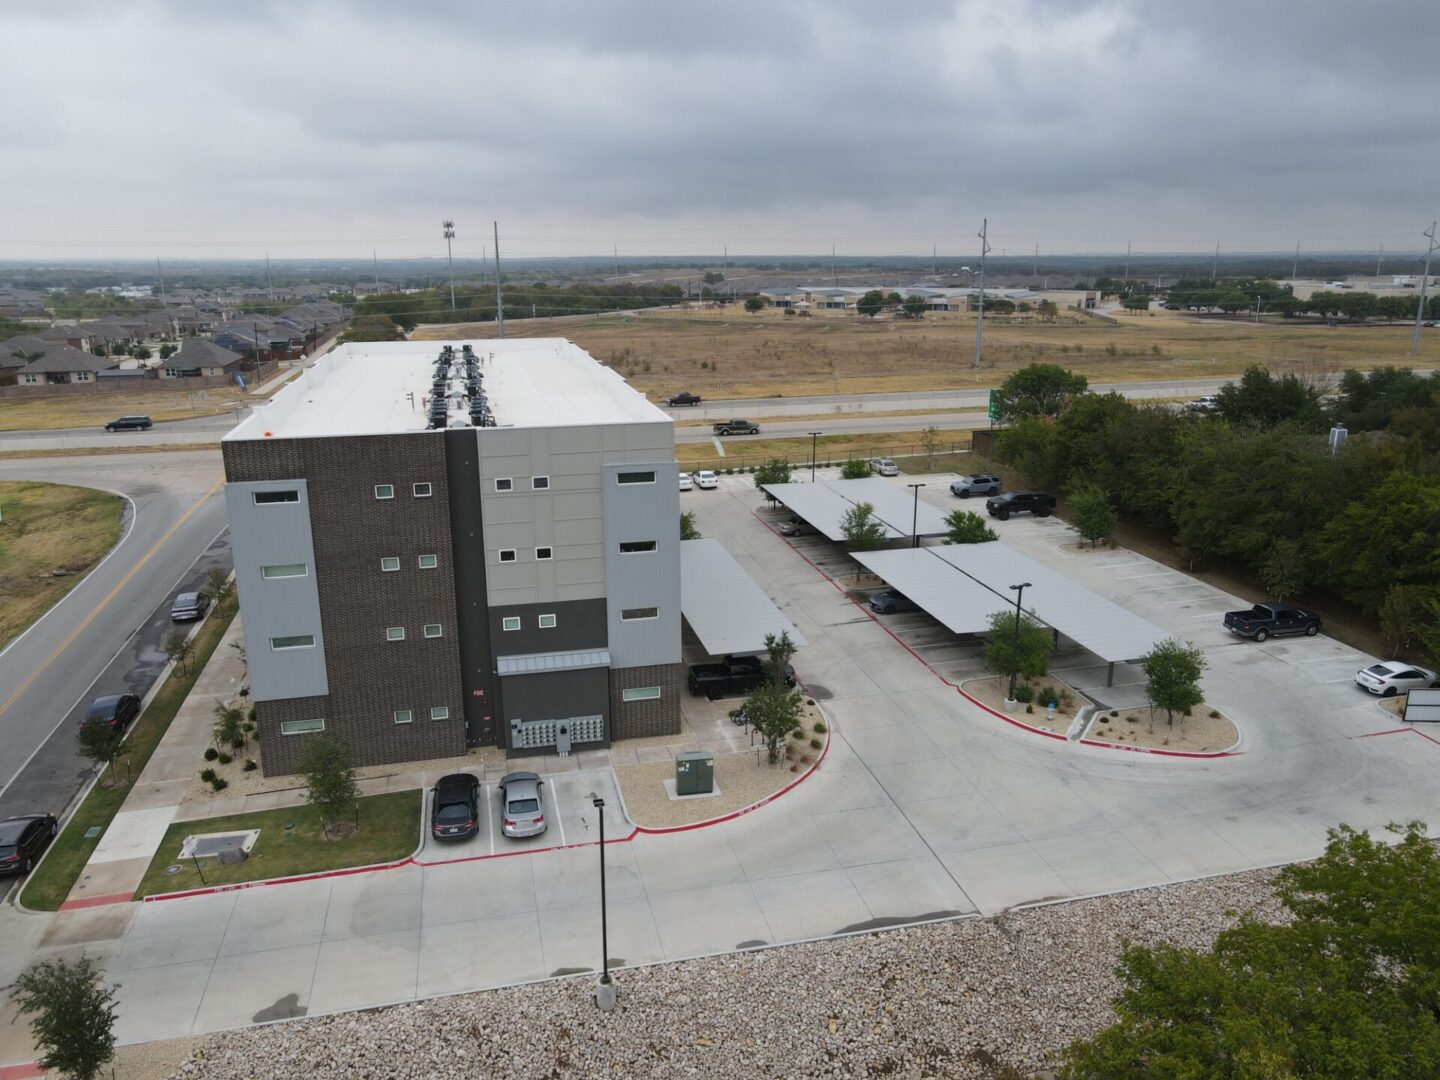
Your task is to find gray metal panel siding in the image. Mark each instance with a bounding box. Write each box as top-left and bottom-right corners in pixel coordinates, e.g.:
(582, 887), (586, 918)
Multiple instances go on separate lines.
(224, 480), (329, 701)
(500, 668), (609, 729)
(445, 428), (500, 746)
(602, 461), (681, 668)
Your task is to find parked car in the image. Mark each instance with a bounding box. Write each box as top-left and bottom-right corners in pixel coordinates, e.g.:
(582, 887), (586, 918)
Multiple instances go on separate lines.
(869, 458), (898, 476)
(668, 391), (703, 407)
(104, 415), (153, 432)
(688, 655), (796, 699)
(0, 814), (58, 876)
(430, 773), (481, 841)
(498, 772), (546, 838)
(1187, 396), (1220, 413)
(984, 491), (1056, 520)
(1223, 603), (1321, 642)
(694, 470), (719, 489)
(950, 473), (1002, 498)
(170, 591), (209, 622)
(678, 472), (693, 491)
(1354, 660), (1439, 697)
(777, 516), (807, 536)
(82, 693), (139, 733)
(869, 590), (919, 614)
(712, 419), (760, 436)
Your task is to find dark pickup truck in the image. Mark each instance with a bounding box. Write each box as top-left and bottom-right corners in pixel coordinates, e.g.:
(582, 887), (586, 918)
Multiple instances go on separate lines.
(985, 491), (1056, 520)
(668, 391), (703, 406)
(713, 418), (760, 436)
(1223, 603), (1321, 642)
(687, 655), (796, 699)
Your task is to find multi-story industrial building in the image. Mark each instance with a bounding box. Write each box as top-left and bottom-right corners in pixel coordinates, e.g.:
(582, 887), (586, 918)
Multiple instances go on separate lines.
(222, 339), (682, 775)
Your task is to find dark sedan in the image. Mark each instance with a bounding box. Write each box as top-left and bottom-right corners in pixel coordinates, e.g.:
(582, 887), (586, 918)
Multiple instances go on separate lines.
(0, 814), (58, 876)
(82, 693), (140, 733)
(431, 773), (481, 841)
(170, 591), (210, 622)
(869, 590), (919, 615)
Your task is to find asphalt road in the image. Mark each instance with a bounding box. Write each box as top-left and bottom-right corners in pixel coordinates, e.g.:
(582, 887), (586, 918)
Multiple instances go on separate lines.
(0, 450), (230, 824)
(676, 411), (991, 442)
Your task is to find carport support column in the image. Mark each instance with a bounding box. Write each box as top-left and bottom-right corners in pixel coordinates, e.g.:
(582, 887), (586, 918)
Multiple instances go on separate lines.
(1107, 660), (1115, 688)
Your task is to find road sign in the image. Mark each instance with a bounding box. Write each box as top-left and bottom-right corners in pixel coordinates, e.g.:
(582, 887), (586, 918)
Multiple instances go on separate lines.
(987, 389), (1001, 424)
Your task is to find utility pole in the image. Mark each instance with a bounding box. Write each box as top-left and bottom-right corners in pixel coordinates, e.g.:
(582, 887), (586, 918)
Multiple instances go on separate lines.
(1212, 241), (1219, 284)
(266, 253), (274, 301)
(613, 244), (619, 282)
(1376, 241), (1385, 279)
(442, 220), (456, 311)
(723, 242), (728, 270)
(1032, 242), (1038, 281)
(1124, 240), (1131, 284)
(972, 218), (990, 371)
(1410, 221), (1437, 356)
(372, 250), (380, 294)
(156, 257), (168, 308)
(493, 220), (505, 338)
(1293, 241), (1300, 281)
(932, 242), (937, 277)
(831, 243), (837, 286)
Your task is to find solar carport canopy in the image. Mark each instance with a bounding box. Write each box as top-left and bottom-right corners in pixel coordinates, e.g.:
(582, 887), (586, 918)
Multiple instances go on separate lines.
(680, 538), (807, 655)
(851, 549), (1001, 634)
(761, 478), (948, 542)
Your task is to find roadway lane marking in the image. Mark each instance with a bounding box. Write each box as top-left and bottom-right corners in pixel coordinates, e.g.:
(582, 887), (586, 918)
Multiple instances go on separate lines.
(0, 477), (224, 726)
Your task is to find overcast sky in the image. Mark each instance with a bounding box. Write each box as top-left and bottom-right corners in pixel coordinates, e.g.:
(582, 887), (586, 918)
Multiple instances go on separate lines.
(3, 0), (1437, 261)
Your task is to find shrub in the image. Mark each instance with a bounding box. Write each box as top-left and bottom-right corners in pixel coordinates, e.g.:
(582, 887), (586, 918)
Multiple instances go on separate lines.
(1013, 684), (1035, 703)
(211, 776), (228, 791)
(791, 729), (805, 740)
(203, 747), (219, 762)
(1026, 704), (1035, 714)
(216, 753), (233, 765)
(809, 737), (822, 750)
(1209, 709), (1220, 718)
(199, 768), (217, 782)
(243, 759), (258, 772)
(229, 737), (246, 750)
(1037, 686), (1061, 708)
(1109, 710), (1119, 717)
(813, 721), (827, 733)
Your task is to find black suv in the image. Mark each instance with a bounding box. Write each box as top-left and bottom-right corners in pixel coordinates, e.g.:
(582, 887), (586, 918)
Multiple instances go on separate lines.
(105, 415), (153, 432)
(985, 491), (1057, 520)
(431, 773), (481, 841)
(0, 814), (58, 876)
(83, 694), (140, 733)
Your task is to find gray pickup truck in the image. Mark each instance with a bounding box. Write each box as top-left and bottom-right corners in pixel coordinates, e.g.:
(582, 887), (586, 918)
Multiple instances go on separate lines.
(1223, 603), (1321, 642)
(713, 419), (760, 436)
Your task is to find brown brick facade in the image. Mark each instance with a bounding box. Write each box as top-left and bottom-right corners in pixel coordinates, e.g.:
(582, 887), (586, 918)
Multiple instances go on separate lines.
(608, 663), (684, 741)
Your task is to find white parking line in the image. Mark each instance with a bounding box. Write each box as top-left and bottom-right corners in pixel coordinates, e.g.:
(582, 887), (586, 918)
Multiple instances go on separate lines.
(1113, 571), (1173, 579)
(553, 782), (567, 847)
(1190, 611), (1233, 618)
(1141, 582), (1214, 591)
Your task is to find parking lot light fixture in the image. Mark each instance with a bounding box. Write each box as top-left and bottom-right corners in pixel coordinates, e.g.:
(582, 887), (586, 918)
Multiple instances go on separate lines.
(809, 432), (822, 481)
(1007, 581), (1031, 701)
(590, 792), (615, 1012)
(908, 483), (925, 548)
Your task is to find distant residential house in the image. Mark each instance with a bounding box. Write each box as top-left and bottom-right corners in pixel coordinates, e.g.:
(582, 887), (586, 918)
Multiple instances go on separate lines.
(15, 345), (120, 385)
(160, 338), (244, 378)
(1, 334), (51, 362)
(210, 323), (293, 362)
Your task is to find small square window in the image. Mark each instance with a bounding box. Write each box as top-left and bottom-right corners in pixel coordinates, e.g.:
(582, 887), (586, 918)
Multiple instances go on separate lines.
(430, 706), (450, 721)
(418, 554), (438, 569)
(412, 482), (433, 498)
(536, 547), (553, 561)
(501, 616), (521, 632)
(385, 626), (405, 641)
(494, 478), (513, 492)
(538, 613), (557, 629)
(532, 476), (550, 491)
(499, 549), (516, 563)
(375, 484), (395, 500)
(393, 709), (413, 725)
(423, 623), (442, 638)
(380, 556), (401, 572)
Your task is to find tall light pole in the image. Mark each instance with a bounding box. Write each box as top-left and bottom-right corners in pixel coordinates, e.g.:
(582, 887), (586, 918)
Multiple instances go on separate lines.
(908, 483), (925, 548)
(590, 792), (615, 1011)
(808, 432), (822, 481)
(1006, 582), (1032, 702)
(972, 219), (990, 370)
(1411, 221), (1438, 356)
(442, 220), (456, 311)
(493, 221), (505, 339)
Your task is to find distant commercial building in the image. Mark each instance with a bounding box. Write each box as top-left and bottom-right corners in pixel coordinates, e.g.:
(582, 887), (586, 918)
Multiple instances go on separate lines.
(222, 339), (683, 775)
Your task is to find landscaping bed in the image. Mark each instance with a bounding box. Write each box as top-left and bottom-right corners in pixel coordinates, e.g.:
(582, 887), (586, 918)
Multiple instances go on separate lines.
(1084, 703), (1238, 754)
(962, 673), (1087, 736)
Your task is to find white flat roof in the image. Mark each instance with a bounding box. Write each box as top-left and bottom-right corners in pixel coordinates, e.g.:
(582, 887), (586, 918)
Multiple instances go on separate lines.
(681, 538), (806, 655)
(851, 549), (1001, 634)
(225, 339), (669, 441)
(761, 478), (948, 541)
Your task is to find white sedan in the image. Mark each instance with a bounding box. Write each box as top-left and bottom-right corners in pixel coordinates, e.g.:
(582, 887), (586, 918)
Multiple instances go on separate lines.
(694, 470), (719, 490)
(678, 472), (693, 491)
(1355, 660), (1439, 697)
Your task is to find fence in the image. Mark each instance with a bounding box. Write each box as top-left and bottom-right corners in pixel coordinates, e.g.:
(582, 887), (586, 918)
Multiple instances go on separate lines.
(685, 437), (973, 474)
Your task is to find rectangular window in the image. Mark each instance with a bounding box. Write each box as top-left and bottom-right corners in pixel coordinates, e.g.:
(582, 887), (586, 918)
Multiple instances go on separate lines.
(532, 476), (550, 490)
(501, 616), (521, 632)
(538, 614), (557, 629)
(621, 607), (659, 621)
(252, 489), (299, 505)
(385, 626), (405, 641)
(374, 484), (395, 500)
(260, 563), (307, 579)
(617, 471), (656, 485)
(393, 709), (413, 725)
(430, 706), (450, 721)
(280, 719), (325, 735)
(619, 540), (657, 554)
(423, 623), (442, 638)
(494, 478), (513, 492)
(536, 547), (553, 561)
(380, 556), (401, 572)
(412, 482), (432, 498)
(622, 686), (661, 702)
(270, 634), (315, 650)
(499, 549), (516, 563)
(417, 554), (438, 569)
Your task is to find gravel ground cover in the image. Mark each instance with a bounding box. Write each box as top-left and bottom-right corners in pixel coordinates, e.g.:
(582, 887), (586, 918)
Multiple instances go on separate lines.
(962, 675), (1085, 737)
(166, 867), (1286, 1080)
(1084, 703), (1238, 753)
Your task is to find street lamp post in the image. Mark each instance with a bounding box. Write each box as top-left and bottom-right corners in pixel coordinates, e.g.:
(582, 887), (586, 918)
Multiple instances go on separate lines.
(591, 793), (615, 1012)
(808, 431), (822, 481)
(1006, 582), (1032, 702)
(908, 483), (925, 548)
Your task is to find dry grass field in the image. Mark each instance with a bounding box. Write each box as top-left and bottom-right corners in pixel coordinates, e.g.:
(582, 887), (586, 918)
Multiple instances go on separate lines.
(677, 428), (973, 471)
(416, 306), (1440, 401)
(0, 386), (252, 431)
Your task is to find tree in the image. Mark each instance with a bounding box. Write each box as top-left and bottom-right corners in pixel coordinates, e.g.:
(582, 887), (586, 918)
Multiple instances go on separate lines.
(1214, 365), (1327, 430)
(983, 608), (1053, 685)
(1315, 471), (1440, 613)
(840, 501), (886, 551)
(11, 956), (118, 1080)
(1068, 483), (1116, 547)
(298, 734), (360, 833)
(130, 344), (153, 361)
(754, 458), (792, 490)
(743, 296), (764, 315)
(902, 294), (927, 319)
(158, 343), (177, 360)
(993, 363), (1089, 421)
(1121, 294), (1150, 313)
(918, 425), (944, 468)
(206, 566), (234, 615)
(855, 290), (885, 319)
(76, 721), (126, 784)
(339, 314), (405, 343)
(762, 631), (796, 687)
(1378, 584), (1438, 658)
(945, 510), (997, 544)
(212, 699), (246, 751)
(840, 457), (871, 479)
(1036, 299), (1059, 321)
(163, 628), (195, 677)
(679, 510), (701, 541)
(1141, 638), (1206, 727)
(744, 680), (804, 765)
(702, 271), (725, 285)
(1260, 537), (1308, 600)
(1062, 823), (1440, 1079)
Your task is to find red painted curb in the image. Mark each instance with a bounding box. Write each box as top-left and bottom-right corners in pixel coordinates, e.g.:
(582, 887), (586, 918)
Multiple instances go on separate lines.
(0, 1062), (45, 1078)
(57, 891), (135, 911)
(141, 853), (418, 903)
(1358, 725), (1440, 748)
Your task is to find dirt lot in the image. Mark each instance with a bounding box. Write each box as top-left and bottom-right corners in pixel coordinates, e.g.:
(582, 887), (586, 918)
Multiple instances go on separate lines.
(0, 386), (252, 431)
(415, 305), (1440, 401)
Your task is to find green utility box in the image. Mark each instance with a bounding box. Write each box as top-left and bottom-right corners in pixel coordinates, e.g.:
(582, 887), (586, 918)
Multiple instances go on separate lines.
(675, 750), (715, 796)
